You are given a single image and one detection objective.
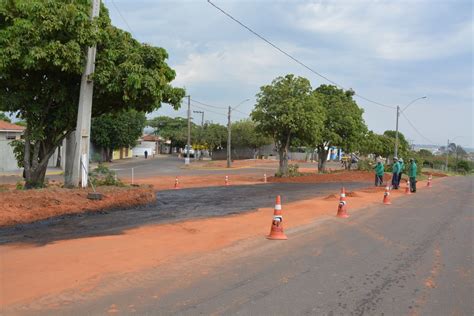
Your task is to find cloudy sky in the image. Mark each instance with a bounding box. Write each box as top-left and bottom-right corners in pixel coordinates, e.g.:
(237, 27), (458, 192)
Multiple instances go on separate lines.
(105, 0), (473, 148)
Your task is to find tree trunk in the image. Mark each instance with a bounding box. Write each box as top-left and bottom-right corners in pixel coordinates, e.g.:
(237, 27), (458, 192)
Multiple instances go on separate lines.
(55, 145), (62, 168)
(317, 146), (329, 173)
(24, 140), (56, 189)
(277, 135), (291, 176)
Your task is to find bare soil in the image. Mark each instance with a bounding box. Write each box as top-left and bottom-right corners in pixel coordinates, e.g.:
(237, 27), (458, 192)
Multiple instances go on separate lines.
(0, 185), (155, 227)
(269, 170), (374, 183)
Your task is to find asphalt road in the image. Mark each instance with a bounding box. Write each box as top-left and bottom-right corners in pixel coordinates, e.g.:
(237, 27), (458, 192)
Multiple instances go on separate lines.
(29, 175), (472, 315)
(0, 181), (370, 245)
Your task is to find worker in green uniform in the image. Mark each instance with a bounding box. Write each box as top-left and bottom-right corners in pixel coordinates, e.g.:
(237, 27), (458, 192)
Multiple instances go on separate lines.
(408, 158), (417, 192)
(391, 157), (400, 189)
(397, 158), (405, 187)
(374, 160), (384, 186)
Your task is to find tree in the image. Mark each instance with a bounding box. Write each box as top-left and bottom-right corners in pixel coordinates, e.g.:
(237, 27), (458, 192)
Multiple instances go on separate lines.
(91, 109), (146, 161)
(418, 149), (434, 158)
(0, 112), (11, 122)
(383, 130), (409, 158)
(360, 131), (395, 160)
(313, 85), (367, 172)
(0, 1), (185, 188)
(147, 116), (192, 152)
(231, 119), (272, 151)
(251, 74), (325, 176)
(199, 123), (227, 153)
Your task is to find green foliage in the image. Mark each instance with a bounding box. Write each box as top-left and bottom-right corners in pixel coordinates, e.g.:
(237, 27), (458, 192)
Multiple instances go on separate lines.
(359, 131), (394, 158)
(252, 74), (325, 176)
(231, 119), (271, 149)
(312, 85), (367, 172)
(198, 123), (227, 151)
(15, 181), (24, 190)
(357, 159), (375, 172)
(91, 109), (146, 155)
(0, 0), (184, 188)
(148, 116), (191, 149)
(9, 139), (25, 168)
(418, 149), (433, 158)
(383, 130), (409, 157)
(456, 160), (472, 174)
(0, 112), (10, 122)
(89, 164), (123, 186)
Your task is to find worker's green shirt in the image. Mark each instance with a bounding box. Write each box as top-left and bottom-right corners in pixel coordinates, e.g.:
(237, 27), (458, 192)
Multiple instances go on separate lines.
(375, 163), (384, 176)
(399, 162), (405, 173)
(409, 162), (417, 178)
(392, 161), (400, 174)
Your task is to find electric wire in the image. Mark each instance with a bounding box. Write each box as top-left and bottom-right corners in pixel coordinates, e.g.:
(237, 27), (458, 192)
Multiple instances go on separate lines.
(207, 0), (396, 110)
(400, 112), (436, 145)
(109, 0), (137, 38)
(191, 98), (227, 110)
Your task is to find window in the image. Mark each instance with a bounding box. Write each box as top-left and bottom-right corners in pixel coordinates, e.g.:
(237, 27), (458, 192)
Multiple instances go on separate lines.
(6, 135), (16, 140)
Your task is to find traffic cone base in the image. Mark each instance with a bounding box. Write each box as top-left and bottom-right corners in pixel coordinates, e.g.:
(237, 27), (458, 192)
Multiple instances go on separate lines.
(383, 186), (391, 205)
(336, 187), (349, 218)
(267, 195), (287, 240)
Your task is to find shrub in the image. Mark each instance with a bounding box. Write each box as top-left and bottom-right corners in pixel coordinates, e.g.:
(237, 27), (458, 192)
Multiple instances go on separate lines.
(274, 164), (301, 177)
(89, 164), (124, 186)
(357, 159), (374, 171)
(456, 160), (472, 174)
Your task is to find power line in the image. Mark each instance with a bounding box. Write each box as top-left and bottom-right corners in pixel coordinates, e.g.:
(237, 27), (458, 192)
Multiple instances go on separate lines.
(191, 103), (228, 117)
(109, 0), (137, 38)
(207, 0), (396, 110)
(400, 112), (437, 145)
(191, 98), (227, 110)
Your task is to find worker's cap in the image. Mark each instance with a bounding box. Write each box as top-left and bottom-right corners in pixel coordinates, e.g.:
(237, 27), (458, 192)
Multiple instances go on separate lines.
(393, 157), (398, 160)
(399, 158), (403, 162)
(409, 158), (414, 162)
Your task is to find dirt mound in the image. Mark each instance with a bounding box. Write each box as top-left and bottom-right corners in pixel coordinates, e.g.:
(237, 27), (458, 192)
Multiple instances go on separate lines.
(268, 171), (373, 184)
(346, 191), (360, 197)
(0, 186), (155, 227)
(422, 171), (448, 177)
(323, 194), (338, 200)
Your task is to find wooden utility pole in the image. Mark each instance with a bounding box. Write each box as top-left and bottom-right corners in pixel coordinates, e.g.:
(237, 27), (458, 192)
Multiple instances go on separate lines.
(186, 95), (191, 165)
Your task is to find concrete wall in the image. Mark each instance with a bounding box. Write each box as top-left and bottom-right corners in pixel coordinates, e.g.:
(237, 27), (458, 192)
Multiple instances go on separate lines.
(0, 140), (20, 172)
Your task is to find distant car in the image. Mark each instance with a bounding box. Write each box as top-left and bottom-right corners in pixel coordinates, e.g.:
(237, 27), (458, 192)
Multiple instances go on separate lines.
(183, 145), (195, 158)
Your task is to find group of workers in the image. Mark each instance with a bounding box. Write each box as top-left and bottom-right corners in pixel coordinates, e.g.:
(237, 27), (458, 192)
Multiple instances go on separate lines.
(374, 157), (418, 193)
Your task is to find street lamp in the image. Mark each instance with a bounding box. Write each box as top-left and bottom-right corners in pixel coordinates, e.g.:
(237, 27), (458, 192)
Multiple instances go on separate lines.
(227, 98), (250, 168)
(394, 96), (427, 158)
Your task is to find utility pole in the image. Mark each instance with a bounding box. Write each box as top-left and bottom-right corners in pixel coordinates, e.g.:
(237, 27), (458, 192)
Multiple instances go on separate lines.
(68, 0), (100, 188)
(186, 95), (191, 165)
(193, 110), (204, 126)
(227, 106), (232, 168)
(394, 105), (400, 159)
(445, 139), (449, 171)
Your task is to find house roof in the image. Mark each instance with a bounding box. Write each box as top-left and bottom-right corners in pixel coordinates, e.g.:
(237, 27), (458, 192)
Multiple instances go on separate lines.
(0, 120), (26, 132)
(142, 134), (162, 141)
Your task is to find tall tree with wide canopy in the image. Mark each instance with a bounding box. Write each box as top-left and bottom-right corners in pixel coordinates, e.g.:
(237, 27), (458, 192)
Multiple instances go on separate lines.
(91, 109), (146, 162)
(231, 119), (272, 150)
(252, 74), (325, 176)
(313, 85), (367, 172)
(0, 0), (184, 188)
(147, 116), (193, 152)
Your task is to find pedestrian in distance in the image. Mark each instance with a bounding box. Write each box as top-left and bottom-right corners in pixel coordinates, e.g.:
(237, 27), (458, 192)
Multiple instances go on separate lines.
(391, 157), (400, 189)
(409, 158), (417, 192)
(374, 160), (384, 186)
(397, 158), (405, 187)
(144, 150), (148, 159)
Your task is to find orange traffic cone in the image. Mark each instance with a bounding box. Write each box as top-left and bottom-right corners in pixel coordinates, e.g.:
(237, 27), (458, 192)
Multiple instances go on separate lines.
(336, 187), (349, 218)
(267, 195), (287, 240)
(383, 186), (391, 205)
(427, 175), (432, 187)
(174, 177), (180, 189)
(225, 175), (229, 186)
(264, 173), (267, 183)
(405, 179), (411, 195)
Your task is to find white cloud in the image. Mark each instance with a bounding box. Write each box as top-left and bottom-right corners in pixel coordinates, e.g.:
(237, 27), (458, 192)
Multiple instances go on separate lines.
(294, 1), (472, 60)
(173, 40), (305, 87)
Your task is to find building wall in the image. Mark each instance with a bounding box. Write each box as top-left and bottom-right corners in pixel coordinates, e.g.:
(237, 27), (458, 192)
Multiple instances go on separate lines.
(0, 140), (20, 171)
